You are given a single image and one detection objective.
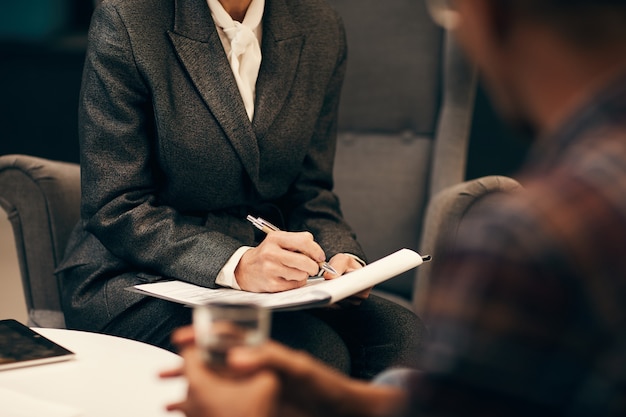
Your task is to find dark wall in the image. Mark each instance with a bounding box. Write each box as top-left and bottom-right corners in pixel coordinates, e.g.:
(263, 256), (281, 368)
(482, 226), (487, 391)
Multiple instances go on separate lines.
(0, 2), (530, 175)
(466, 85), (531, 181)
(0, 41), (84, 163)
(0, 0), (93, 164)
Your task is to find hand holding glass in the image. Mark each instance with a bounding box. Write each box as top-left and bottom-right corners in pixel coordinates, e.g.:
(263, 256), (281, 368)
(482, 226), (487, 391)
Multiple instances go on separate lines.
(193, 303), (271, 371)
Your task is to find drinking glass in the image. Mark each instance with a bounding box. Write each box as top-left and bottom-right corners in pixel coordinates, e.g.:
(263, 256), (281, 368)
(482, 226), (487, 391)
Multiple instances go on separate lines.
(193, 302), (270, 371)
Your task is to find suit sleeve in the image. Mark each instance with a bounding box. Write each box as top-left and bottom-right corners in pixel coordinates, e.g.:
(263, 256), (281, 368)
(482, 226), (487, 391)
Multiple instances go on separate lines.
(280, 14), (367, 262)
(78, 3), (241, 287)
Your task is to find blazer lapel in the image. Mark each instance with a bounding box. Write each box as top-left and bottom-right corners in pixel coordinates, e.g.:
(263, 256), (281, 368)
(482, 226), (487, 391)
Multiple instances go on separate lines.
(252, 0), (304, 138)
(168, 0), (261, 185)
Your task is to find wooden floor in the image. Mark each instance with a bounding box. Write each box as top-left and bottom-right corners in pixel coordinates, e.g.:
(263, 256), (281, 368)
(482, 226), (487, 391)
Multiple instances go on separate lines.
(0, 208), (28, 324)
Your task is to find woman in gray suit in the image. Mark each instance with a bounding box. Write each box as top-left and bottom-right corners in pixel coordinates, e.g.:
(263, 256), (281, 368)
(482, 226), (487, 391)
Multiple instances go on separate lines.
(58, 0), (423, 379)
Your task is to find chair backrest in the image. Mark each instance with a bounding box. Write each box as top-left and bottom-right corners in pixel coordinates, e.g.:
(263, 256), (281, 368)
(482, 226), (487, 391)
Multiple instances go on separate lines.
(0, 154), (80, 328)
(413, 175), (523, 314)
(328, 0), (477, 301)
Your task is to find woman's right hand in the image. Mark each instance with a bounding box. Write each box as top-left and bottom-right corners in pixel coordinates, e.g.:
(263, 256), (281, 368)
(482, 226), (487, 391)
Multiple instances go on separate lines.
(234, 231), (326, 293)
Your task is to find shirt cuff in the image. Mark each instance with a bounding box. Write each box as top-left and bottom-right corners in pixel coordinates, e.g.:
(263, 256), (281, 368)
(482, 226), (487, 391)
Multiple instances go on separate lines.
(343, 253), (367, 267)
(215, 246), (252, 290)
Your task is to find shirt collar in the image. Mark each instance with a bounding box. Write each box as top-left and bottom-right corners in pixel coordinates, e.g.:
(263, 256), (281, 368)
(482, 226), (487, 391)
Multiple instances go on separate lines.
(207, 0), (265, 31)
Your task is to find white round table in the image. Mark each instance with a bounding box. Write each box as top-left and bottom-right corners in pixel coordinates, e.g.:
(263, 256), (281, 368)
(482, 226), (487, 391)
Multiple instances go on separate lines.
(0, 328), (187, 416)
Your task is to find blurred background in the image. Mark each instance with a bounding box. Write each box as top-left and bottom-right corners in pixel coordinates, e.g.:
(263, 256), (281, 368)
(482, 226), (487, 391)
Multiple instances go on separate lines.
(0, 0), (529, 321)
(0, 0), (96, 163)
(0, 0), (528, 170)
(0, 0), (97, 322)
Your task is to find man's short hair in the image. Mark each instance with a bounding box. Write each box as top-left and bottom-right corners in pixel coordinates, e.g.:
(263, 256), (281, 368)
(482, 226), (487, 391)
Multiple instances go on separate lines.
(507, 0), (626, 45)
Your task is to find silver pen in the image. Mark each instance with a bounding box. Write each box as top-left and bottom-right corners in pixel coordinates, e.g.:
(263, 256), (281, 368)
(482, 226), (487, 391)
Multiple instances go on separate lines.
(246, 215), (339, 276)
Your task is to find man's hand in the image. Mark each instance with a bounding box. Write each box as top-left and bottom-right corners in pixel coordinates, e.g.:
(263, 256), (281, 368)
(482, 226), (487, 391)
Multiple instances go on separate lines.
(227, 340), (408, 417)
(235, 231), (326, 293)
(162, 326), (408, 417)
(160, 327), (279, 417)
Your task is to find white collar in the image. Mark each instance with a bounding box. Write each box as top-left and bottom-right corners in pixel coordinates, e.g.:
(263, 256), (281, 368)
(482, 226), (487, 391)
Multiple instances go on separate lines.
(207, 0), (265, 32)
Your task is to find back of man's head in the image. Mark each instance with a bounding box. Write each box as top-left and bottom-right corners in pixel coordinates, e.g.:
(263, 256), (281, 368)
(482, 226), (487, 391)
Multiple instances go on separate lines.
(450, 0), (626, 138)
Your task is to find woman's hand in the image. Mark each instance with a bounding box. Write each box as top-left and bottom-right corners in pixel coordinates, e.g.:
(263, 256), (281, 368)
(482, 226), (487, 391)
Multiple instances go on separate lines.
(234, 231), (326, 293)
(324, 253), (371, 306)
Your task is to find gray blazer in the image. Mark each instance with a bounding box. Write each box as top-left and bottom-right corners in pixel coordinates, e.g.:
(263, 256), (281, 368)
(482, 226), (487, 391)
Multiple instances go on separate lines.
(58, 0), (365, 330)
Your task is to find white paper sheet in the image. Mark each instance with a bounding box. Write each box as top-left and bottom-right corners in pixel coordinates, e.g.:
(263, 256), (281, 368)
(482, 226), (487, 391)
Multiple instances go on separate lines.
(130, 248), (425, 310)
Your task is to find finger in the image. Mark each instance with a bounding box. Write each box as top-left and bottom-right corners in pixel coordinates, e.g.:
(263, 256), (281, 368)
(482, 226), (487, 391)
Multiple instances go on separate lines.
(159, 366), (184, 378)
(228, 342), (353, 402)
(256, 234), (321, 278)
(240, 266), (307, 293)
(228, 341), (321, 378)
(270, 231), (326, 264)
(171, 325), (195, 348)
(254, 248), (317, 281)
(227, 341), (286, 372)
(324, 254), (363, 279)
(278, 251), (320, 278)
(263, 276), (308, 293)
(165, 400), (186, 413)
(354, 287), (372, 299)
(335, 295), (367, 308)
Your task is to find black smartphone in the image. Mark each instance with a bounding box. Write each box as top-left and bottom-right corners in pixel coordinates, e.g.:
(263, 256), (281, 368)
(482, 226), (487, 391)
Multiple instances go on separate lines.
(0, 319), (75, 371)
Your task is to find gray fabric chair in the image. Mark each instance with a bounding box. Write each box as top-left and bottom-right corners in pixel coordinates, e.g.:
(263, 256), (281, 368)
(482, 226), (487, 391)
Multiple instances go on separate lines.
(0, 157), (521, 329)
(0, 154), (79, 328)
(0, 156), (521, 330)
(413, 175), (523, 314)
(329, 0), (479, 306)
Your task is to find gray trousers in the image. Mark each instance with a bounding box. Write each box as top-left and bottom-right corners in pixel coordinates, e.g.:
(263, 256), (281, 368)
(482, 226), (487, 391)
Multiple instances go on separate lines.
(101, 294), (425, 379)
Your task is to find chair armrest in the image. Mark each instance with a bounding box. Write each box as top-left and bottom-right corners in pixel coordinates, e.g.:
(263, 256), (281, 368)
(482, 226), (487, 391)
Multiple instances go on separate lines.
(412, 175), (522, 315)
(0, 154), (80, 328)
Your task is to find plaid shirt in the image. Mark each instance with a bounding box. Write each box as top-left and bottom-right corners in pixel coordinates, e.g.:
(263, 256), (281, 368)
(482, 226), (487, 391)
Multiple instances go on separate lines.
(411, 72), (626, 416)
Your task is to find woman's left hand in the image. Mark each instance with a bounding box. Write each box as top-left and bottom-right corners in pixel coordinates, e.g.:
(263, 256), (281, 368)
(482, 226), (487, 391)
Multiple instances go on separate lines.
(323, 253), (371, 306)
